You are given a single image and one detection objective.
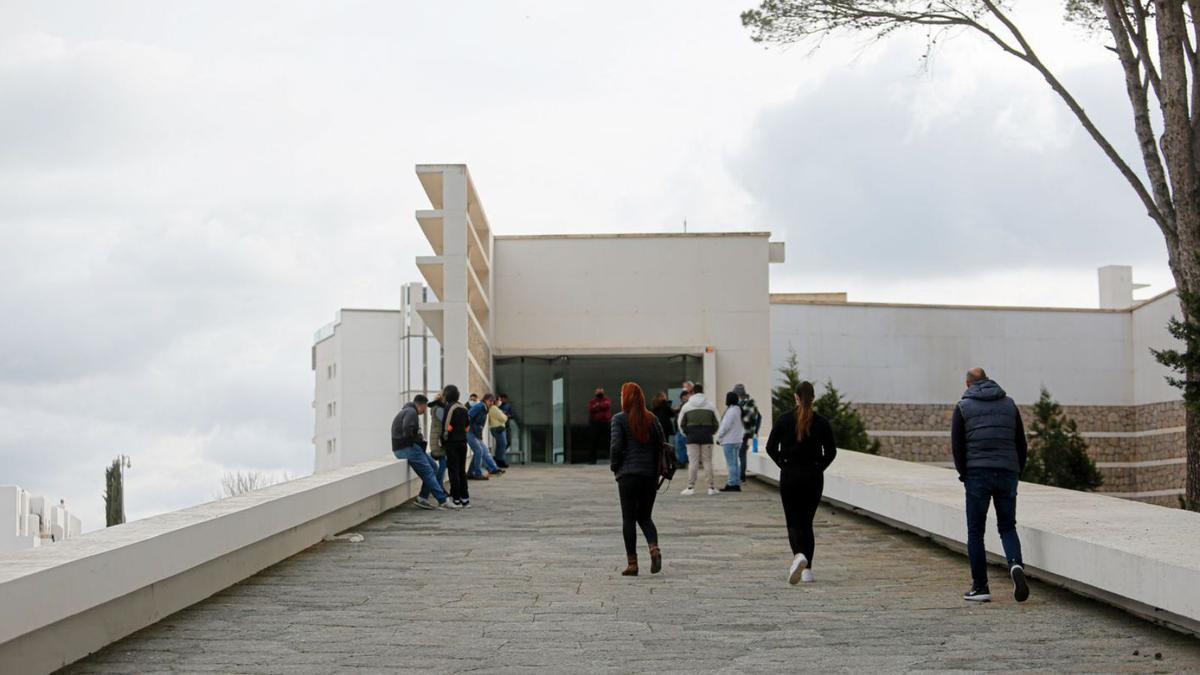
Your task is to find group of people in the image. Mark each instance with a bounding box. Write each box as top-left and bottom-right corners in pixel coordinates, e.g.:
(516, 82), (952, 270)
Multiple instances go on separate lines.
(595, 381), (763, 495)
(390, 386), (517, 510)
(610, 367), (1033, 604)
(394, 368), (1032, 604)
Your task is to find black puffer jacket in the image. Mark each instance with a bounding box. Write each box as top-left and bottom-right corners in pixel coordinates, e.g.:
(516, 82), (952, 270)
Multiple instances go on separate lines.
(610, 412), (665, 480)
(952, 379), (1026, 476)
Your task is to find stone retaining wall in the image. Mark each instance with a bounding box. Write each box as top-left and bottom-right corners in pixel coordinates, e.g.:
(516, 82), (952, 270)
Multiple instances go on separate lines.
(856, 400), (1187, 506)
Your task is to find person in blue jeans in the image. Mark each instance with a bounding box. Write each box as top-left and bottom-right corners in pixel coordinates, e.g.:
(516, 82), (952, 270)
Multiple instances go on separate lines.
(467, 394), (501, 478)
(673, 389), (691, 468)
(392, 394), (460, 511)
(717, 391), (745, 492)
(952, 368), (1029, 604)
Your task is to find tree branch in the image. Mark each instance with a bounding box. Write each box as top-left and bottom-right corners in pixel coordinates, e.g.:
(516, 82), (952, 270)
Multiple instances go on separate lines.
(1104, 0), (1177, 237)
(980, 0), (1172, 234)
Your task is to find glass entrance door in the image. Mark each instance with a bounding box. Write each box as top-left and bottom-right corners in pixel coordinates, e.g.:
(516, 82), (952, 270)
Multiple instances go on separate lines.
(495, 353), (704, 464)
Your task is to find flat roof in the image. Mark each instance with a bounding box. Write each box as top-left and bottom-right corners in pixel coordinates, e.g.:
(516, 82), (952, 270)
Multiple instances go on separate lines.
(495, 231), (771, 241)
(770, 287), (1178, 314)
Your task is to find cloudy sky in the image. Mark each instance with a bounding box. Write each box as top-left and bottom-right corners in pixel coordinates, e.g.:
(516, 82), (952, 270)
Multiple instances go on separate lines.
(0, 1), (1176, 531)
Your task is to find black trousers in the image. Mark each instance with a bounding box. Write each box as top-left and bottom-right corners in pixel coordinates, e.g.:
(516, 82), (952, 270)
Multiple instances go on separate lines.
(589, 421), (608, 464)
(779, 469), (823, 565)
(617, 474), (659, 557)
(445, 442), (469, 502)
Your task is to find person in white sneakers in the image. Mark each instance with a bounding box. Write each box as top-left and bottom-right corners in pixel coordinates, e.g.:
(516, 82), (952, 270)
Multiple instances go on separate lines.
(717, 391), (746, 493)
(766, 382), (837, 584)
(678, 384), (720, 496)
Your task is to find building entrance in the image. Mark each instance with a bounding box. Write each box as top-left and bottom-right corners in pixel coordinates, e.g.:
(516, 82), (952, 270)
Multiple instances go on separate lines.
(494, 354), (703, 464)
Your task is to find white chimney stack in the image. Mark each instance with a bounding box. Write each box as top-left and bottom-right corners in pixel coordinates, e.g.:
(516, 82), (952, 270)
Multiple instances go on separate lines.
(1098, 265), (1150, 309)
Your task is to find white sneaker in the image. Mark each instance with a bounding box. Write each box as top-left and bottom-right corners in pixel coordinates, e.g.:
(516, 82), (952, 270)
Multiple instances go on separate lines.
(414, 497), (435, 511)
(800, 569), (814, 583)
(681, 487), (696, 496)
(706, 488), (719, 496)
(438, 500), (462, 510)
(788, 554), (809, 585)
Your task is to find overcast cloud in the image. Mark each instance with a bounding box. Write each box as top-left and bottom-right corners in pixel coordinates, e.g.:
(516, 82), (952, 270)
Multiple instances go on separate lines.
(0, 1), (1178, 530)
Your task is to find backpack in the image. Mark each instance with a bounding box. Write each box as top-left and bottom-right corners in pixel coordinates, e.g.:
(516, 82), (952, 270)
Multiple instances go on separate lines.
(429, 403), (447, 459)
(441, 402), (466, 444)
(655, 420), (678, 487)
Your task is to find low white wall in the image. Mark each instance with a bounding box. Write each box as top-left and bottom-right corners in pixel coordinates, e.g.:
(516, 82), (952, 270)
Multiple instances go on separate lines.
(770, 302), (1134, 406)
(746, 450), (1200, 633)
(0, 459), (420, 674)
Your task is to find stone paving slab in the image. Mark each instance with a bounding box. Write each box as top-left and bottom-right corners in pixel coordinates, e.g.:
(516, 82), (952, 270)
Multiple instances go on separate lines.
(65, 465), (1200, 673)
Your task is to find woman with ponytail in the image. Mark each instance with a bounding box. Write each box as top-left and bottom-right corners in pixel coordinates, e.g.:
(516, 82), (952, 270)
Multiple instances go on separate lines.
(609, 382), (666, 576)
(765, 381), (837, 584)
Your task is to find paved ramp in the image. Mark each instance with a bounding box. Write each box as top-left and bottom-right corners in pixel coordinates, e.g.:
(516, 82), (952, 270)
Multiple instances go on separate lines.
(67, 465), (1200, 673)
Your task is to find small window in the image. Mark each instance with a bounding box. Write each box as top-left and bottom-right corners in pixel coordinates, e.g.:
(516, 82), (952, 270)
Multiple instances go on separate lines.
(327, 402), (336, 418)
(327, 363), (336, 380)
(326, 439), (333, 453)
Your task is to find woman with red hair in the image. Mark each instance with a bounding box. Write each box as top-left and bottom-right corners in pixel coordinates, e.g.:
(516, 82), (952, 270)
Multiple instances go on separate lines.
(609, 381), (667, 576)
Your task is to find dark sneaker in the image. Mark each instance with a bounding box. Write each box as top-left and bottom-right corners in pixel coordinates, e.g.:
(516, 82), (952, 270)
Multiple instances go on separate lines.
(467, 474), (489, 481)
(719, 485), (741, 492)
(491, 468), (506, 475)
(1011, 565), (1029, 603)
(963, 585), (991, 602)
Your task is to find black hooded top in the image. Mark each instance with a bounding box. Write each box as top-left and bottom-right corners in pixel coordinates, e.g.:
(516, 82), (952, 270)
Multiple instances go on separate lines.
(952, 379), (1027, 477)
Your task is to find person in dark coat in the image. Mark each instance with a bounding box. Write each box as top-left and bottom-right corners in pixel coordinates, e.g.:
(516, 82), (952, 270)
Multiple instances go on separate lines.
(952, 367), (1030, 604)
(610, 382), (666, 576)
(588, 388), (613, 464)
(441, 385), (472, 508)
(766, 381), (836, 585)
(651, 391), (675, 446)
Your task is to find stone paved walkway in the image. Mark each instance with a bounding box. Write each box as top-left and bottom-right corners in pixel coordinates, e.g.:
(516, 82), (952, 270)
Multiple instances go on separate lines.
(68, 465), (1200, 673)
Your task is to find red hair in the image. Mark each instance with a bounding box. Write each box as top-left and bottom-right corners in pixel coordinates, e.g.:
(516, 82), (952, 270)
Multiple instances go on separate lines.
(621, 382), (654, 443)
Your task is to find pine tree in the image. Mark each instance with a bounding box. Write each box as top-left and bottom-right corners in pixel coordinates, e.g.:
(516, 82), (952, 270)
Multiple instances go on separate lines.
(1027, 388), (1102, 491)
(104, 455), (130, 527)
(814, 381), (880, 454)
(771, 347), (804, 421)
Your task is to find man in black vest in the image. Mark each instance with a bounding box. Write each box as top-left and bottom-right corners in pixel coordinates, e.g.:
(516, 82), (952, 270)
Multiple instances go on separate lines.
(952, 367), (1030, 603)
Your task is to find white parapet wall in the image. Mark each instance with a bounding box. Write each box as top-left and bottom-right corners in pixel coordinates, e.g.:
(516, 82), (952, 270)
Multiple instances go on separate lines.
(0, 459), (420, 675)
(745, 450), (1200, 634)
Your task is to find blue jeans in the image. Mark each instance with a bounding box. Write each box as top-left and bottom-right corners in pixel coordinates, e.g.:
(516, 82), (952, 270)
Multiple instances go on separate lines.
(722, 443), (741, 487)
(491, 428), (509, 466)
(468, 433), (499, 475)
(393, 445), (447, 504)
(965, 468), (1024, 586)
(674, 431), (688, 465)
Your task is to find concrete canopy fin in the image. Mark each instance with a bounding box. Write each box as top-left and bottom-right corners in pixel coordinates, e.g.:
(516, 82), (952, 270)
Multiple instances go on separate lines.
(415, 303), (445, 343)
(415, 257), (445, 302)
(416, 210), (444, 255)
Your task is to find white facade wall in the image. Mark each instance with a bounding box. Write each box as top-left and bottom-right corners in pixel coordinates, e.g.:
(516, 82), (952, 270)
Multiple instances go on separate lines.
(1131, 291), (1185, 405)
(770, 302), (1135, 405)
(493, 233), (775, 426)
(313, 310), (403, 472)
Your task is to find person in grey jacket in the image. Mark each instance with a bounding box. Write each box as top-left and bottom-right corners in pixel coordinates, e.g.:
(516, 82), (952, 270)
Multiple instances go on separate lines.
(951, 368), (1029, 603)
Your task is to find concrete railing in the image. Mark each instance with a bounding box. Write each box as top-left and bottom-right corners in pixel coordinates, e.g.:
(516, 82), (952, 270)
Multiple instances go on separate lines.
(745, 450), (1200, 634)
(0, 459), (419, 675)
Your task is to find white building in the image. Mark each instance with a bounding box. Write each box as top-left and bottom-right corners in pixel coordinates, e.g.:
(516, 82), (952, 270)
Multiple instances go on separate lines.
(312, 282), (441, 473)
(0, 486), (81, 553)
(314, 164), (1187, 506)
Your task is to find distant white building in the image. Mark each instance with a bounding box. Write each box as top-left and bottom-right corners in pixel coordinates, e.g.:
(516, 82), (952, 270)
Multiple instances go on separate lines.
(0, 486), (81, 553)
(312, 163), (1187, 507)
(312, 282), (442, 473)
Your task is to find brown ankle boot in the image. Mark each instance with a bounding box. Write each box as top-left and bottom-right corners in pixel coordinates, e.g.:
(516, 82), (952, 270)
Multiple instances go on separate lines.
(622, 555), (638, 576)
(649, 545), (662, 574)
